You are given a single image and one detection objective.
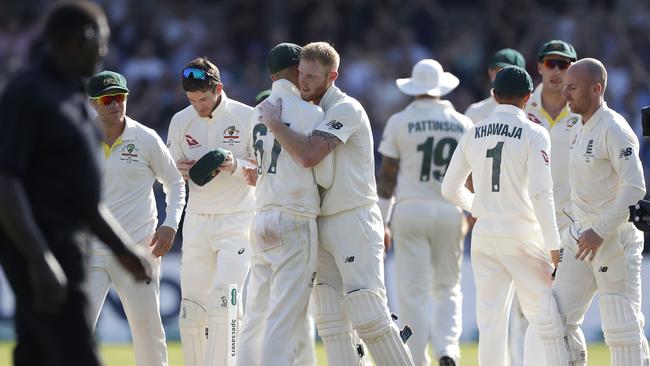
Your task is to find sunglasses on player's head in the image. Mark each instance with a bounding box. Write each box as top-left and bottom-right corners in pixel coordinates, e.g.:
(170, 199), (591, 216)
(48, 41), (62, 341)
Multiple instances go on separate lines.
(182, 67), (210, 80)
(92, 93), (127, 106)
(543, 59), (571, 70)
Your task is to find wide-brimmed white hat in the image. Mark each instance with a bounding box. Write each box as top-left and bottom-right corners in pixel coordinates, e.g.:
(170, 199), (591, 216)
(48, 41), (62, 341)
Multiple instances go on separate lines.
(396, 59), (459, 97)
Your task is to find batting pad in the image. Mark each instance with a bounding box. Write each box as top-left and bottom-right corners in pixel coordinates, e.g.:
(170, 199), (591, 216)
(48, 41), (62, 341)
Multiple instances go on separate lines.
(536, 293), (570, 365)
(343, 290), (415, 366)
(600, 294), (646, 365)
(204, 288), (233, 366)
(565, 324), (588, 365)
(312, 284), (364, 366)
(179, 298), (207, 366)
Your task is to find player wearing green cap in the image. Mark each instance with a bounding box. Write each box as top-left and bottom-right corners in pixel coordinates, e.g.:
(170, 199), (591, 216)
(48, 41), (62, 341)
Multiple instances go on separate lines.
(442, 66), (570, 366)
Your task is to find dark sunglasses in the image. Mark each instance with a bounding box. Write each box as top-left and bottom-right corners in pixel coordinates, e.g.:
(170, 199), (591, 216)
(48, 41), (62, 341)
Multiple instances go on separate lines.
(182, 67), (209, 80)
(543, 59), (571, 70)
(93, 93), (127, 106)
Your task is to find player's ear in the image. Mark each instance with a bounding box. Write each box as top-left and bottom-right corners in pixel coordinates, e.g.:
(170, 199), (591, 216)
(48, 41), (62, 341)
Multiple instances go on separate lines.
(329, 69), (338, 83)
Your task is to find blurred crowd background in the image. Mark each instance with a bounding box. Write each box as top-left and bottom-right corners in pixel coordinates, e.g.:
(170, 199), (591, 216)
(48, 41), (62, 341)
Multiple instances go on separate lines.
(1, 0), (650, 247)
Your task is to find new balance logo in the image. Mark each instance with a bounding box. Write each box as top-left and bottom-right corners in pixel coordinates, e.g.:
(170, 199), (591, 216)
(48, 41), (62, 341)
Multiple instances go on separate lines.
(326, 119), (343, 130)
(345, 256), (355, 263)
(619, 147), (633, 159)
(599, 266), (608, 272)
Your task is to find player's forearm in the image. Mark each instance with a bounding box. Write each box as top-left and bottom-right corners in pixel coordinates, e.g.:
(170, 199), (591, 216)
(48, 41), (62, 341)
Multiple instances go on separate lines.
(268, 119), (323, 167)
(377, 156), (398, 199)
(530, 190), (561, 251)
(592, 185), (645, 238)
(0, 174), (52, 263)
(87, 204), (132, 255)
(161, 177), (186, 230)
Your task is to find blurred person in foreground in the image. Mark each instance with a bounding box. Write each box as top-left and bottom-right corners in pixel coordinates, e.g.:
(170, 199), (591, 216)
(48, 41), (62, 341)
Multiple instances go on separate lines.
(0, 2), (150, 366)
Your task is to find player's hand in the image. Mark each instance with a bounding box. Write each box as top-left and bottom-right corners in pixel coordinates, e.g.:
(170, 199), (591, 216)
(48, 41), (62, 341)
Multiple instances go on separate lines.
(116, 247), (152, 284)
(550, 249), (561, 269)
(384, 226), (392, 252)
(220, 150), (237, 174)
(176, 158), (196, 181)
(28, 251), (68, 314)
(150, 225), (176, 257)
(257, 98), (283, 127)
(243, 163), (258, 187)
(575, 228), (604, 262)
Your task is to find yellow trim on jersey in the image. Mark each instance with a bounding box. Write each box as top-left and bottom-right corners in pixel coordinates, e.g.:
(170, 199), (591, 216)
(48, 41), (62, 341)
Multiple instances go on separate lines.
(539, 106), (569, 128)
(102, 136), (123, 159)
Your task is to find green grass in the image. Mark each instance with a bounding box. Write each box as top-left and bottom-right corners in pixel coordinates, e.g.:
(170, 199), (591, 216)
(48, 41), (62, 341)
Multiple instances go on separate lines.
(0, 341), (612, 365)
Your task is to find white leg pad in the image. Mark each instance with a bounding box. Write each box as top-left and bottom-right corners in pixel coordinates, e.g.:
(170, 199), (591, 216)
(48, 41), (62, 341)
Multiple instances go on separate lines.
(566, 324), (588, 365)
(179, 298), (207, 366)
(204, 288), (236, 366)
(313, 284), (364, 366)
(536, 294), (570, 365)
(600, 294), (646, 366)
(343, 289), (414, 366)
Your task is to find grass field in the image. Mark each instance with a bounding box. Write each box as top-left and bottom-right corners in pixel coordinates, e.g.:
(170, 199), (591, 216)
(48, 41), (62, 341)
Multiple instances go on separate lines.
(0, 341), (612, 365)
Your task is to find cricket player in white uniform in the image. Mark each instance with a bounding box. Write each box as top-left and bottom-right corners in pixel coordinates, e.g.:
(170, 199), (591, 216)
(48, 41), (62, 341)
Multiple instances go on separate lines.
(465, 48), (526, 123)
(442, 66), (570, 366)
(257, 42), (414, 366)
(377, 59), (472, 366)
(83, 71), (186, 366)
(466, 48), (529, 366)
(554, 58), (649, 366)
(237, 43), (333, 366)
(525, 40), (580, 233)
(167, 57), (255, 366)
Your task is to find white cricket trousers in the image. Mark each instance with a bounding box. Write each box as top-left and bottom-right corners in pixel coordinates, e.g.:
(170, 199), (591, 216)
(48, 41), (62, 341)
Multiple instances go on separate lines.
(554, 221), (648, 365)
(471, 233), (555, 366)
(180, 212), (252, 307)
(237, 209), (318, 366)
(84, 236), (167, 366)
(391, 200), (464, 365)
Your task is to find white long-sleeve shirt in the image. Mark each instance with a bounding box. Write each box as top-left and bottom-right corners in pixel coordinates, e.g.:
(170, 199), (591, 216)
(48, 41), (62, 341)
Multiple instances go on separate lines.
(314, 84), (378, 216)
(252, 79), (333, 217)
(93, 116), (186, 254)
(525, 84), (581, 230)
(464, 95), (497, 124)
(569, 102), (646, 237)
(442, 104), (561, 251)
(167, 92), (255, 215)
(379, 98), (473, 205)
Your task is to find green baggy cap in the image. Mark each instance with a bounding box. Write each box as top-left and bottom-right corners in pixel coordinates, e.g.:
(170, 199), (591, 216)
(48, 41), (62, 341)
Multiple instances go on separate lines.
(87, 70), (129, 97)
(489, 48), (525, 69)
(493, 66), (533, 95)
(537, 40), (577, 62)
(189, 148), (229, 186)
(266, 43), (302, 74)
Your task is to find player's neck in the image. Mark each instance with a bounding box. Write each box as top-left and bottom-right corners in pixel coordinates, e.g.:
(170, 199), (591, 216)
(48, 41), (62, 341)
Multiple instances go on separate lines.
(581, 102), (603, 124)
(102, 118), (126, 145)
(540, 88), (566, 119)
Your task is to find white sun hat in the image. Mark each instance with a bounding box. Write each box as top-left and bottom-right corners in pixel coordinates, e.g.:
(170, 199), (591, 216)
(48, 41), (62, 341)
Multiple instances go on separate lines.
(396, 59), (460, 97)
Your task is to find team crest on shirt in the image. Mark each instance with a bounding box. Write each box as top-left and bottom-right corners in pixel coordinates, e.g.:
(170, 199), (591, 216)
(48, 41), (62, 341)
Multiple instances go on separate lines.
(222, 125), (241, 145)
(120, 143), (140, 163)
(185, 134), (201, 148)
(566, 117), (579, 128)
(583, 139), (594, 162)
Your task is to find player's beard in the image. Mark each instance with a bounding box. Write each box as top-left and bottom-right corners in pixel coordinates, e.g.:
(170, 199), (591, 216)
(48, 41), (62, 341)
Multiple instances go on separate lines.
(301, 82), (329, 104)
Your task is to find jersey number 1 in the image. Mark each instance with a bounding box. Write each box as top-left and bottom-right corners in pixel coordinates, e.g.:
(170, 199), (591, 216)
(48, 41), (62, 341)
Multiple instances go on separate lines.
(486, 141), (504, 192)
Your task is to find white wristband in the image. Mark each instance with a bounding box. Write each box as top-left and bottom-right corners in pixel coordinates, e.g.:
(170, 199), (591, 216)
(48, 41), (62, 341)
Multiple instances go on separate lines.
(377, 197), (394, 225)
(233, 158), (255, 178)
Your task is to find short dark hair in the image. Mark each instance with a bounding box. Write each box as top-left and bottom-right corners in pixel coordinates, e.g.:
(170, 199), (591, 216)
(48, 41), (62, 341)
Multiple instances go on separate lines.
(44, 1), (105, 45)
(181, 57), (221, 92)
